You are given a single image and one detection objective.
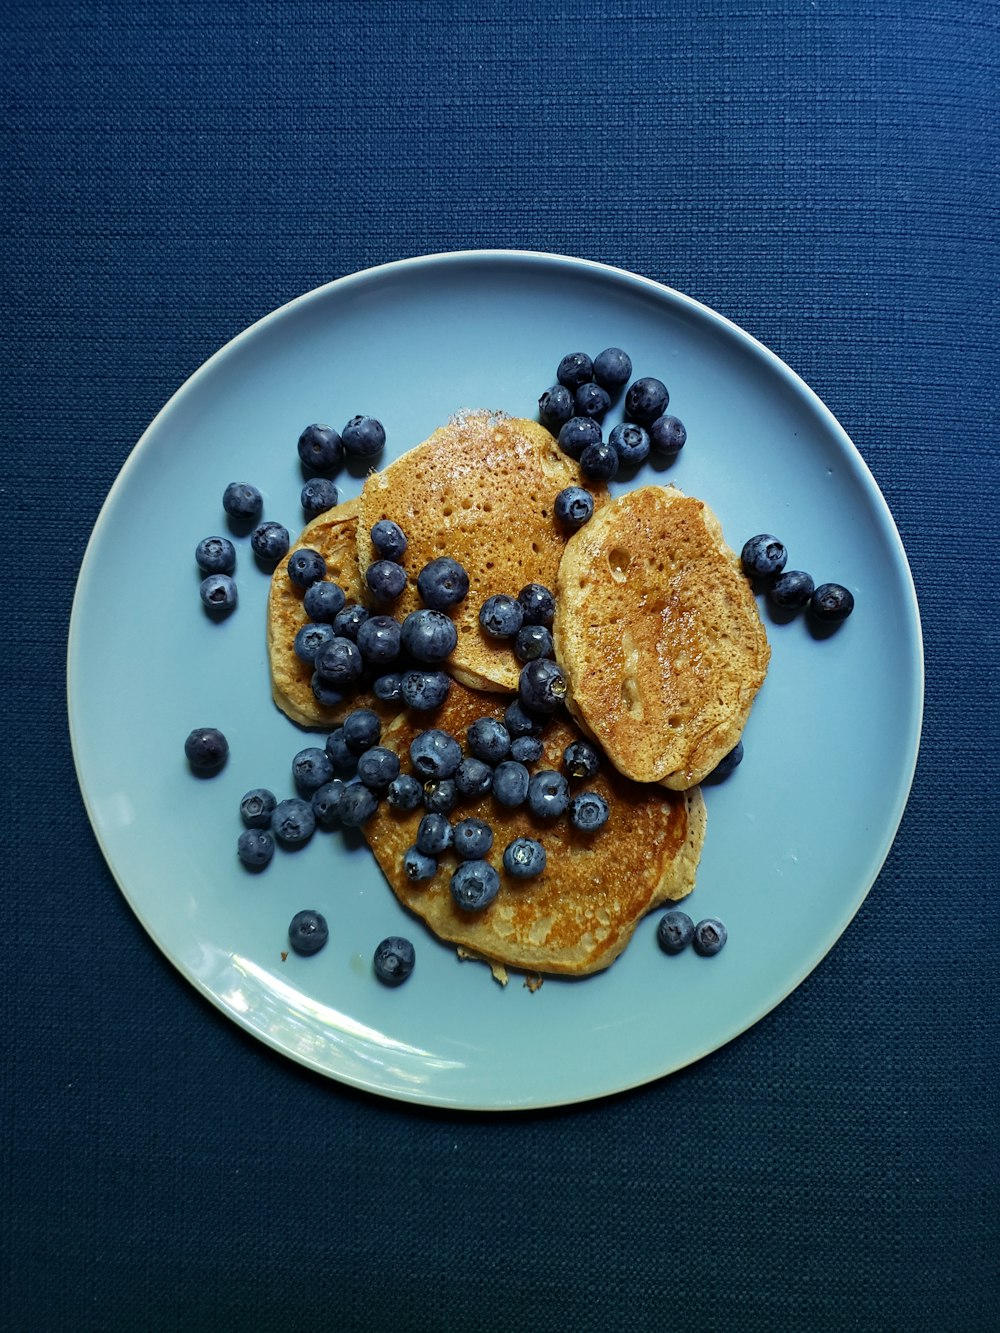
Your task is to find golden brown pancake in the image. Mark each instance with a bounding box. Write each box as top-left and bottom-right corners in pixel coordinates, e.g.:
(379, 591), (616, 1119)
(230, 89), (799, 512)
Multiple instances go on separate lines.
(554, 485), (770, 789)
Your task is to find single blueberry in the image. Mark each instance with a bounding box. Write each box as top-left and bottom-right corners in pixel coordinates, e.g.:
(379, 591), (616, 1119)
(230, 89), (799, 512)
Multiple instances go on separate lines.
(292, 746), (335, 793)
(312, 779), (347, 828)
(593, 347), (632, 390)
(693, 917), (728, 956)
(403, 847), (437, 882)
(492, 760), (530, 808)
(452, 818), (494, 860)
(366, 559), (408, 603)
(416, 557), (470, 610)
(768, 570), (815, 609)
(510, 734), (543, 764)
(313, 635), (364, 686)
(373, 671), (404, 703)
(518, 658), (567, 714)
(527, 770), (570, 819)
(311, 674), (346, 708)
(538, 384), (575, 432)
(370, 519), (408, 561)
(387, 774), (424, 811)
(341, 414), (386, 460)
(338, 783), (379, 828)
(504, 698), (543, 738)
(240, 787), (276, 827)
(450, 860), (501, 912)
(251, 521), (290, 562)
(410, 728), (462, 780)
(288, 548), (327, 588)
(325, 728), (358, 774)
(554, 486), (595, 528)
(568, 790), (609, 832)
(423, 778), (458, 815)
(297, 423), (343, 472)
(625, 376), (669, 426)
(648, 414), (687, 456)
(517, 583), (556, 627)
(741, 534), (788, 579)
(288, 909), (328, 956)
(810, 582), (855, 622)
(272, 797), (316, 845)
(574, 382), (611, 421)
(294, 623), (335, 665)
(563, 739), (601, 781)
(303, 580), (347, 623)
(401, 669), (452, 711)
(608, 422), (651, 468)
(416, 812), (453, 856)
(332, 603), (370, 642)
(515, 624), (553, 663)
(557, 416), (602, 461)
(556, 351), (594, 390)
(401, 609), (458, 662)
(580, 440), (620, 481)
(479, 594), (524, 639)
(502, 837), (546, 879)
(373, 935), (415, 986)
(222, 482), (262, 521)
(706, 741), (743, 781)
(467, 717), (511, 763)
(195, 536), (236, 574)
(657, 909), (694, 955)
(357, 746), (401, 793)
(237, 829), (274, 869)
(456, 756), (494, 799)
(184, 727), (228, 771)
(357, 614), (402, 665)
(342, 709), (382, 754)
(199, 574), (237, 613)
(301, 477), (339, 517)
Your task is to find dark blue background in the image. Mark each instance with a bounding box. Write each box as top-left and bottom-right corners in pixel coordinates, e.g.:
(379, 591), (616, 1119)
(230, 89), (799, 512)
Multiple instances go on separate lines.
(4, 2), (996, 1329)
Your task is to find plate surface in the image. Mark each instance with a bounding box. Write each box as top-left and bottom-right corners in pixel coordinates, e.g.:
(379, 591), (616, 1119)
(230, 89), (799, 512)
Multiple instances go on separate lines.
(68, 252), (923, 1109)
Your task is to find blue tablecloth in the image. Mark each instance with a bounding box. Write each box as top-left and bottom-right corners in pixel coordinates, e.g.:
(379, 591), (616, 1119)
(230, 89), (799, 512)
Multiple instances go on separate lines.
(5, 2), (996, 1329)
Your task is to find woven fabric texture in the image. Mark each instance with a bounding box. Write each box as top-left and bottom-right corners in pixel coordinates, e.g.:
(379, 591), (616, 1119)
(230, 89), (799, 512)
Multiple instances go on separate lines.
(3, 2), (996, 1330)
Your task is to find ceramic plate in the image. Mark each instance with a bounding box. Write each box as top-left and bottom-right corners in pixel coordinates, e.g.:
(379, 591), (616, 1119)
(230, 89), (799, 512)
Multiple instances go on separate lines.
(68, 252), (923, 1110)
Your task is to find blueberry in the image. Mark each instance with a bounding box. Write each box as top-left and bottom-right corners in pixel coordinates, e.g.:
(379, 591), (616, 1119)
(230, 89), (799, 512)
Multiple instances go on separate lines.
(554, 486), (595, 528)
(492, 760), (530, 808)
(527, 770), (569, 819)
(332, 604), (370, 641)
(504, 698), (543, 738)
(416, 812), (453, 856)
(693, 917), (728, 956)
(366, 559), (408, 603)
(810, 582), (855, 622)
(538, 384), (575, 432)
(297, 423), (343, 472)
(556, 351), (594, 390)
(357, 746), (401, 793)
(416, 557), (469, 610)
(706, 741), (743, 781)
(342, 708), (382, 754)
(563, 739), (600, 781)
(479, 594), (523, 639)
(292, 746), (335, 793)
(387, 774), (424, 811)
(288, 909), (328, 956)
(625, 376), (669, 426)
(373, 671), (404, 702)
(456, 756), (494, 798)
(517, 582), (556, 626)
(311, 675), (346, 708)
(450, 860), (501, 912)
(410, 728), (462, 780)
(301, 477), (339, 517)
(251, 521), (290, 562)
(370, 519), (408, 561)
(510, 734), (543, 764)
(568, 790), (609, 832)
(313, 635), (364, 686)
(518, 658), (567, 713)
(768, 570), (815, 609)
(741, 534), (788, 579)
(237, 829), (274, 869)
(373, 935), (415, 986)
(608, 422), (651, 468)
(401, 609), (458, 662)
(515, 624), (553, 662)
(338, 783), (379, 827)
(288, 548), (327, 588)
(195, 536), (236, 574)
(303, 580), (347, 622)
(223, 482), (263, 522)
(325, 728), (358, 774)
(401, 669), (452, 710)
(422, 779), (457, 818)
(593, 347), (632, 390)
(452, 818), (494, 860)
(240, 788), (276, 827)
(272, 797), (316, 845)
(580, 440), (620, 481)
(503, 837), (546, 879)
(356, 614), (402, 665)
(312, 779), (346, 828)
(341, 414), (386, 460)
(184, 727), (228, 770)
(657, 909), (694, 955)
(649, 414), (687, 456)
(403, 847), (437, 882)
(574, 382), (611, 421)
(199, 574), (237, 613)
(467, 717), (510, 763)
(557, 416), (602, 461)
(297, 626), (339, 675)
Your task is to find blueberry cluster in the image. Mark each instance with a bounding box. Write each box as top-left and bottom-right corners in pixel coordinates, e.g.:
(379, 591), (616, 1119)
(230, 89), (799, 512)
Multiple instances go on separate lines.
(656, 909), (728, 958)
(297, 416), (387, 513)
(741, 533), (855, 624)
(539, 348), (687, 486)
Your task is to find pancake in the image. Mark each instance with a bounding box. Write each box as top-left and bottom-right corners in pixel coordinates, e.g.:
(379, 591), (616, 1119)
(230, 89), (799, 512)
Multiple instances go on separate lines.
(356, 410), (607, 693)
(362, 681), (706, 979)
(554, 485), (770, 789)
